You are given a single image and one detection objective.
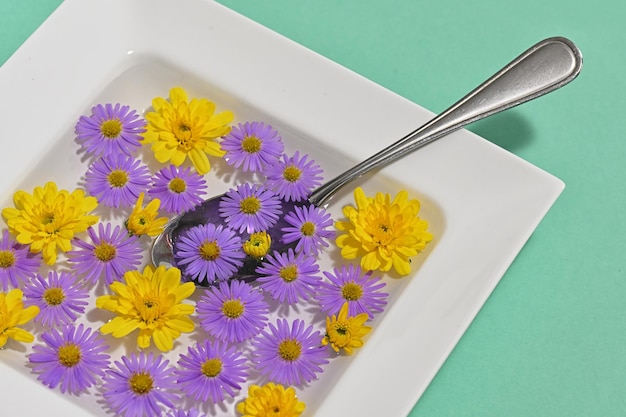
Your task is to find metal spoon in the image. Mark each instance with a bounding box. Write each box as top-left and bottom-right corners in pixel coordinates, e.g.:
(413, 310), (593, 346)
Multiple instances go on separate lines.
(151, 36), (582, 285)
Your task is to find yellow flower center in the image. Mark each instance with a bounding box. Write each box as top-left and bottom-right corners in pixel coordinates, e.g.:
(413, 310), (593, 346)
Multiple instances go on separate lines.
(168, 177), (187, 194)
(100, 119), (123, 138)
(129, 372), (153, 395)
(57, 343), (81, 367)
(283, 165), (302, 182)
(341, 283), (363, 301)
(278, 339), (301, 361)
(300, 222), (316, 236)
(279, 265), (298, 283)
(221, 299), (245, 318)
(43, 287), (65, 306)
(94, 242), (116, 262)
(174, 122), (194, 150)
(0, 250), (15, 268)
(241, 135), (262, 154)
(138, 296), (162, 324)
(201, 358), (223, 378)
(199, 241), (220, 261)
(41, 211), (55, 225)
(107, 170), (129, 188)
(240, 197), (261, 214)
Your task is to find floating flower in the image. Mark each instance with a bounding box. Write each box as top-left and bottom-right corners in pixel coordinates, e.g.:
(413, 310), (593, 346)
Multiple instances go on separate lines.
(173, 223), (245, 285)
(315, 263), (388, 319)
(195, 279), (269, 343)
(23, 270), (89, 327)
(175, 339), (249, 402)
(322, 302), (371, 355)
(29, 323), (110, 394)
(221, 121), (284, 172)
(236, 382), (306, 417)
(265, 151), (323, 202)
(67, 222), (143, 286)
(0, 229), (41, 291)
(96, 265), (195, 352)
(102, 352), (179, 417)
(256, 248), (321, 304)
(142, 86), (234, 175)
(75, 103), (146, 158)
(242, 231), (272, 259)
(281, 204), (334, 256)
(335, 187), (433, 275)
(218, 183), (282, 234)
(148, 165), (207, 214)
(251, 318), (328, 386)
(1, 181), (99, 265)
(84, 154), (151, 208)
(125, 192), (169, 237)
(0, 288), (39, 348)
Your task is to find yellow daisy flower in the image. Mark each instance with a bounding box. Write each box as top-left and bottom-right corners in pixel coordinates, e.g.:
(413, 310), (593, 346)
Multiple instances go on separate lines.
(322, 302), (371, 355)
(96, 264), (195, 352)
(0, 288), (40, 348)
(335, 187), (433, 275)
(243, 231), (272, 258)
(236, 382), (305, 417)
(142, 86), (234, 175)
(125, 192), (168, 237)
(1, 181), (99, 265)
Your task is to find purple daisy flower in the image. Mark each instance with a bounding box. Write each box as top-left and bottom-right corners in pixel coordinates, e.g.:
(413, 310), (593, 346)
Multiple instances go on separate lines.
(166, 410), (205, 417)
(0, 229), (41, 291)
(84, 154), (151, 208)
(281, 204), (335, 256)
(67, 222), (143, 286)
(265, 151), (323, 202)
(175, 339), (248, 402)
(251, 318), (329, 386)
(255, 248), (322, 304)
(173, 223), (245, 284)
(75, 103), (146, 158)
(218, 183), (282, 234)
(29, 323), (110, 394)
(148, 165), (207, 214)
(221, 121), (284, 172)
(195, 279), (269, 343)
(23, 271), (89, 327)
(316, 264), (389, 319)
(103, 352), (179, 417)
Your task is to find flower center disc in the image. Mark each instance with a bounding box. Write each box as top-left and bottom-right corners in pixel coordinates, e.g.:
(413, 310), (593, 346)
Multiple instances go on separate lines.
(57, 343), (81, 367)
(278, 339), (302, 361)
(0, 250), (16, 268)
(100, 119), (123, 138)
(341, 282), (363, 301)
(129, 372), (153, 395)
(168, 177), (187, 194)
(221, 299), (245, 318)
(279, 265), (298, 283)
(201, 358), (223, 378)
(94, 242), (117, 262)
(241, 135), (262, 154)
(300, 222), (316, 236)
(199, 241), (221, 261)
(283, 165), (302, 182)
(43, 287), (65, 306)
(107, 170), (129, 188)
(240, 197), (261, 215)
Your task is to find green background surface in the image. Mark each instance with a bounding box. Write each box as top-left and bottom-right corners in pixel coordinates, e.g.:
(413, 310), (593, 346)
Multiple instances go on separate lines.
(1, 1), (623, 416)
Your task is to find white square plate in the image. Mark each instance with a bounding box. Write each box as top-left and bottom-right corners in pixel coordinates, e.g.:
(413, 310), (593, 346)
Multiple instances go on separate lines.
(0, 0), (564, 416)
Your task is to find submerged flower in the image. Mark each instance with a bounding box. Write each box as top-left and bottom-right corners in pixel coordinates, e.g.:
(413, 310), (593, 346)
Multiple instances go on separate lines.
(281, 204), (334, 256)
(218, 183), (282, 234)
(29, 323), (110, 394)
(322, 302), (371, 355)
(125, 193), (168, 237)
(67, 222), (143, 285)
(96, 265), (195, 352)
(1, 181), (99, 265)
(255, 248), (321, 304)
(236, 382), (306, 417)
(0, 288), (39, 348)
(316, 263), (388, 320)
(148, 165), (207, 214)
(175, 339), (248, 402)
(195, 279), (269, 343)
(335, 187), (433, 275)
(251, 318), (328, 386)
(166, 410), (205, 417)
(23, 270), (89, 327)
(0, 229), (41, 291)
(142, 87), (234, 175)
(103, 352), (179, 417)
(75, 103), (146, 158)
(221, 121), (284, 172)
(173, 223), (245, 285)
(242, 231), (272, 259)
(84, 154), (151, 208)
(265, 151), (323, 202)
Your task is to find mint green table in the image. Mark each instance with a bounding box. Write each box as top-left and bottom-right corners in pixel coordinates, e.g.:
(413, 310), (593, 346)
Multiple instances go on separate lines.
(2, 1), (623, 416)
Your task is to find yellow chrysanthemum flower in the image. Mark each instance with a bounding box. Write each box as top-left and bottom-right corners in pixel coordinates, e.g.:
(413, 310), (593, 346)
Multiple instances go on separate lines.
(1, 181), (98, 265)
(96, 265), (195, 352)
(142, 86), (234, 175)
(0, 288), (40, 348)
(322, 302), (371, 355)
(335, 187), (433, 275)
(236, 382), (305, 417)
(243, 231), (272, 258)
(125, 193), (168, 237)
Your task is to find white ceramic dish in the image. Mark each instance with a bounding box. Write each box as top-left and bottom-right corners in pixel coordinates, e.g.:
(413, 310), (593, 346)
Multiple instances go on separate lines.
(0, 0), (564, 416)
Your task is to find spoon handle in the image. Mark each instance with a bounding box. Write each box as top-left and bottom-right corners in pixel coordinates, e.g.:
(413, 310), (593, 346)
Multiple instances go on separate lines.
(308, 36), (582, 207)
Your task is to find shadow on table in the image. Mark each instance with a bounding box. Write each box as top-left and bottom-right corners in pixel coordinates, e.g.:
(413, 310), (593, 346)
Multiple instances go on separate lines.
(468, 110), (536, 152)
